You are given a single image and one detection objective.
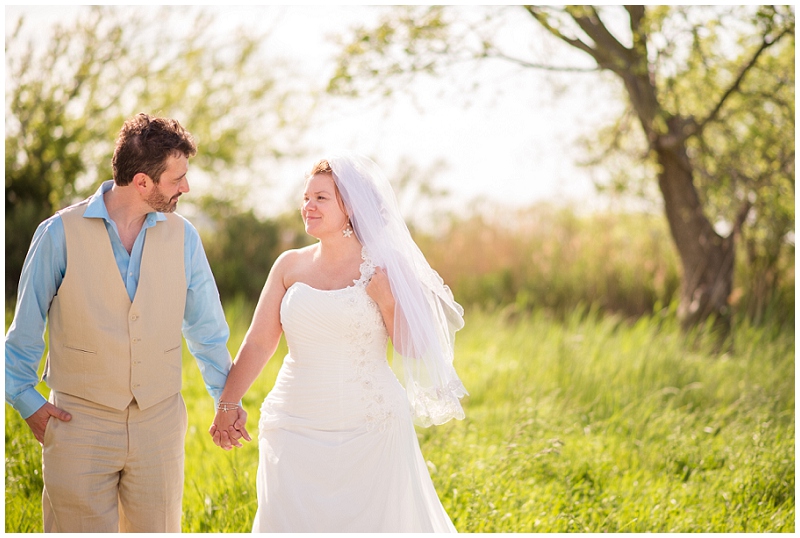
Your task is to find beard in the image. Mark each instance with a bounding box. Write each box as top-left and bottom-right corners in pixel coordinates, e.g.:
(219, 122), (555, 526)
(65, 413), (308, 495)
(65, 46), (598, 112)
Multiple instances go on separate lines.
(146, 184), (179, 213)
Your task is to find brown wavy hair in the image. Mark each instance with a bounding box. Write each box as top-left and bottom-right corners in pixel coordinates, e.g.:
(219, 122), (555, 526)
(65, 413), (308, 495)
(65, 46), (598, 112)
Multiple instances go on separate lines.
(111, 113), (197, 186)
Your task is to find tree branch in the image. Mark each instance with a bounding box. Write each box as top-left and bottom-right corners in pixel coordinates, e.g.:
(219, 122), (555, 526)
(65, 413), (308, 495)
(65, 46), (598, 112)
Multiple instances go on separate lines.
(731, 198), (752, 240)
(481, 49), (599, 73)
(523, 6), (600, 61)
(693, 26), (794, 138)
(567, 6), (633, 70)
(625, 5), (645, 34)
(625, 5), (649, 69)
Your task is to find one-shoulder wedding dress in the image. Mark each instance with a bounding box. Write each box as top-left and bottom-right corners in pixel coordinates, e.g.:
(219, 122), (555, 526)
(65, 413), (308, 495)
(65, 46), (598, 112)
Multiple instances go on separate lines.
(252, 251), (456, 532)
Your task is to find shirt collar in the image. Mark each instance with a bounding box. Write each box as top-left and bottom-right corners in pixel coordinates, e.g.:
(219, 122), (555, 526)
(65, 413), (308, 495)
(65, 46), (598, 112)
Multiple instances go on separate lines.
(83, 180), (166, 226)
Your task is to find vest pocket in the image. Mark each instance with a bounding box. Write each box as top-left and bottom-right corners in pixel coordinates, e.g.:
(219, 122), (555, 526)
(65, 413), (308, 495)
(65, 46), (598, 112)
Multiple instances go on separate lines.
(56, 344), (97, 385)
(162, 344), (183, 395)
(63, 344), (97, 354)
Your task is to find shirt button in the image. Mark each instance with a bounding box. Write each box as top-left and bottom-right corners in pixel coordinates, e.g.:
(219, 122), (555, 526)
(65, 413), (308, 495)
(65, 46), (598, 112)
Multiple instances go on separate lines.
(130, 315), (138, 321)
(132, 337), (140, 343)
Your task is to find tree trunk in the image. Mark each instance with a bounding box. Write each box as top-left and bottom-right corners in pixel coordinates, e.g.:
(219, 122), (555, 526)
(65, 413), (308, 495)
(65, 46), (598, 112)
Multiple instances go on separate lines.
(654, 123), (735, 331)
(525, 6), (748, 331)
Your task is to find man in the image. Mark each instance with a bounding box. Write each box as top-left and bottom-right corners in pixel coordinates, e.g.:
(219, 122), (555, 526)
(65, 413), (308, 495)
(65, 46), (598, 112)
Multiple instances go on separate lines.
(5, 113), (249, 532)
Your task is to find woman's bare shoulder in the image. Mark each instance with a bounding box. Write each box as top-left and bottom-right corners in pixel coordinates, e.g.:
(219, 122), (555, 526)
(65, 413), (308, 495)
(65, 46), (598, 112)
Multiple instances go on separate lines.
(272, 243), (317, 286)
(276, 243), (316, 266)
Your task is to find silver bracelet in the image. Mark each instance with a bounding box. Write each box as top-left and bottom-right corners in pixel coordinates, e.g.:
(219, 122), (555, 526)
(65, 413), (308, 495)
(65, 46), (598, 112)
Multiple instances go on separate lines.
(217, 401), (240, 412)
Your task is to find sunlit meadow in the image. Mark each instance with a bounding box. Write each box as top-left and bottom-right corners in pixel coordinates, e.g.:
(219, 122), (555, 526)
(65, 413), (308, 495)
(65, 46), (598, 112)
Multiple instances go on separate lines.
(5, 302), (794, 532)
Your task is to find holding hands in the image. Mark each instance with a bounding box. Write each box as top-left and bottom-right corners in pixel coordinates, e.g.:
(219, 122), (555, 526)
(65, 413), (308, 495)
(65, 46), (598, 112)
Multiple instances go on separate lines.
(207, 266), (394, 451)
(209, 403), (251, 450)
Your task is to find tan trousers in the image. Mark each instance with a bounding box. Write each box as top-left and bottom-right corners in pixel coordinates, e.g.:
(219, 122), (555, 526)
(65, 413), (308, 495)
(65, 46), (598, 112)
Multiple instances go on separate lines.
(41, 390), (188, 533)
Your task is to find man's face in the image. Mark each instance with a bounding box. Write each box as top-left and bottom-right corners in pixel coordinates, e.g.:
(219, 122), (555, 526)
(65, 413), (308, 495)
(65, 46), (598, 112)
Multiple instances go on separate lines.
(146, 154), (190, 213)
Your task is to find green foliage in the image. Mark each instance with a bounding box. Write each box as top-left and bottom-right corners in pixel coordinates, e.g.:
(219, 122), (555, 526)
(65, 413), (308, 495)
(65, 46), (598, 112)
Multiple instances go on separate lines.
(417, 203), (794, 326)
(5, 6), (305, 301)
(328, 6), (455, 97)
(693, 21), (795, 323)
(6, 305), (794, 532)
(5, 396), (46, 532)
(419, 204), (683, 319)
(581, 6), (795, 323)
(205, 212), (280, 304)
(198, 199), (282, 304)
(197, 195), (314, 304)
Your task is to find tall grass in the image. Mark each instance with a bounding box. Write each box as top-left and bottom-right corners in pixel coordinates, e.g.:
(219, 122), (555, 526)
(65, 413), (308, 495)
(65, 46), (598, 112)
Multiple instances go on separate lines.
(5, 301), (794, 532)
(417, 204), (682, 317)
(417, 203), (795, 326)
(436, 307), (794, 532)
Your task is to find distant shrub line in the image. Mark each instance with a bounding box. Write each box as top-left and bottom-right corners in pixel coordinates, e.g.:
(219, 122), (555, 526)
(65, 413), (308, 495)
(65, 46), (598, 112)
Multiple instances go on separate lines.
(196, 204), (794, 327)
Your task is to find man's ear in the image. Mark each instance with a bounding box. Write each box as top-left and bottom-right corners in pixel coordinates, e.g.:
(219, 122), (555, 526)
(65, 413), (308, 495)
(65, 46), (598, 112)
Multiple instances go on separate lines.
(132, 172), (151, 194)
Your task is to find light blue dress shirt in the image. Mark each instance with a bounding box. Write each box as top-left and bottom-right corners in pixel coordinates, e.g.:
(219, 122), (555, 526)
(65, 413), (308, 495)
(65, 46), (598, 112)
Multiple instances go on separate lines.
(5, 180), (232, 418)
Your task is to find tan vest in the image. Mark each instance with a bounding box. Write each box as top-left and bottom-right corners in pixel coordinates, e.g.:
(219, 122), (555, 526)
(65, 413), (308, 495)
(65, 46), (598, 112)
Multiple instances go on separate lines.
(44, 199), (187, 410)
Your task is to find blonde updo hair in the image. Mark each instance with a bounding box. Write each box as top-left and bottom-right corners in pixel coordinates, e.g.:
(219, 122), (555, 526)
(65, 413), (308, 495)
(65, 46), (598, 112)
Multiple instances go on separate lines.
(306, 159), (347, 215)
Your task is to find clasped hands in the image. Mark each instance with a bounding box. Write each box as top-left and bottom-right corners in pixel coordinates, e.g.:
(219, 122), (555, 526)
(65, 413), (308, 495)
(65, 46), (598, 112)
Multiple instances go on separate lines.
(209, 404), (251, 450)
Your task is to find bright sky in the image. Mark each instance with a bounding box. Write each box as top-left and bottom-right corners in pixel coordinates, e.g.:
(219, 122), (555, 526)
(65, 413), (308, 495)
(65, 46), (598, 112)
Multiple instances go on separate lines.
(6, 4), (622, 221)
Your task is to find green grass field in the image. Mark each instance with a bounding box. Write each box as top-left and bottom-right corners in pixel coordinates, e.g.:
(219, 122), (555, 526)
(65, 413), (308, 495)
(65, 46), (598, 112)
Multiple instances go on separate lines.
(5, 303), (794, 532)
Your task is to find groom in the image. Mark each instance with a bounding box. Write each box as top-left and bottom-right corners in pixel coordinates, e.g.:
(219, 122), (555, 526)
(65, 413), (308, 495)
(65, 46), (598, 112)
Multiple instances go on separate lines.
(5, 113), (247, 532)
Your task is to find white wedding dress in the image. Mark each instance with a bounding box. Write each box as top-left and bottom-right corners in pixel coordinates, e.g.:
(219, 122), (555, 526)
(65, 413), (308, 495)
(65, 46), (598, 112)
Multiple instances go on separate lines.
(252, 252), (457, 532)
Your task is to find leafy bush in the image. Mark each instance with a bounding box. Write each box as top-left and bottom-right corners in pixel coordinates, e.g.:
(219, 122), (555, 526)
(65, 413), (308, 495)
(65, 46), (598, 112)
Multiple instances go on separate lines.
(416, 203), (794, 325)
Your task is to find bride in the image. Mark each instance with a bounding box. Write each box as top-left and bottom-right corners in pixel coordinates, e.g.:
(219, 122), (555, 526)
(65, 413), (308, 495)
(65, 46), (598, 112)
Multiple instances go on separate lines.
(210, 152), (467, 532)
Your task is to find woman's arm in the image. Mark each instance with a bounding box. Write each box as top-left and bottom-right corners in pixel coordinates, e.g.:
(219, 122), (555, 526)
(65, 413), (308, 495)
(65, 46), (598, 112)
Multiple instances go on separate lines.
(365, 266), (396, 340)
(210, 250), (294, 449)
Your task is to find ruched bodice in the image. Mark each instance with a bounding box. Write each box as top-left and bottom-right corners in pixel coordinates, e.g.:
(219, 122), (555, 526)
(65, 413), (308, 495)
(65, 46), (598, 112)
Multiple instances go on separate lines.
(281, 282), (387, 359)
(252, 248), (456, 533)
(259, 278), (408, 433)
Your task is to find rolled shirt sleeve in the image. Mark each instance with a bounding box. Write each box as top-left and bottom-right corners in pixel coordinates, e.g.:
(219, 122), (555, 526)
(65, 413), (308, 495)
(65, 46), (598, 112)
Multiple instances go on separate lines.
(181, 220), (232, 405)
(4, 216), (66, 418)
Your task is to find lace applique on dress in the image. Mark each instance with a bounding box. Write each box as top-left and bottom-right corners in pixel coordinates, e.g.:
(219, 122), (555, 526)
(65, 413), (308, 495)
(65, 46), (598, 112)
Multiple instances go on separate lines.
(343, 248), (398, 432)
(352, 247), (376, 288)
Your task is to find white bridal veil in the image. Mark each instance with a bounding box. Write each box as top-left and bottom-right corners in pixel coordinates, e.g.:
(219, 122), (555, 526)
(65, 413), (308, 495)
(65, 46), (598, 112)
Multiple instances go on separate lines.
(328, 151), (467, 426)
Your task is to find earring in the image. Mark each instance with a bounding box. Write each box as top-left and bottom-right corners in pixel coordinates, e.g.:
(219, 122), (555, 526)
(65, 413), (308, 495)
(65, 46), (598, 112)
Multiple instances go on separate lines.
(343, 222), (353, 238)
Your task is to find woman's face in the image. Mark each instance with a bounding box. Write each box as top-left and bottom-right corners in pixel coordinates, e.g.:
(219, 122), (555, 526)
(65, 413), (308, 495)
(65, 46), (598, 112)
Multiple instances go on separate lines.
(301, 173), (349, 239)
